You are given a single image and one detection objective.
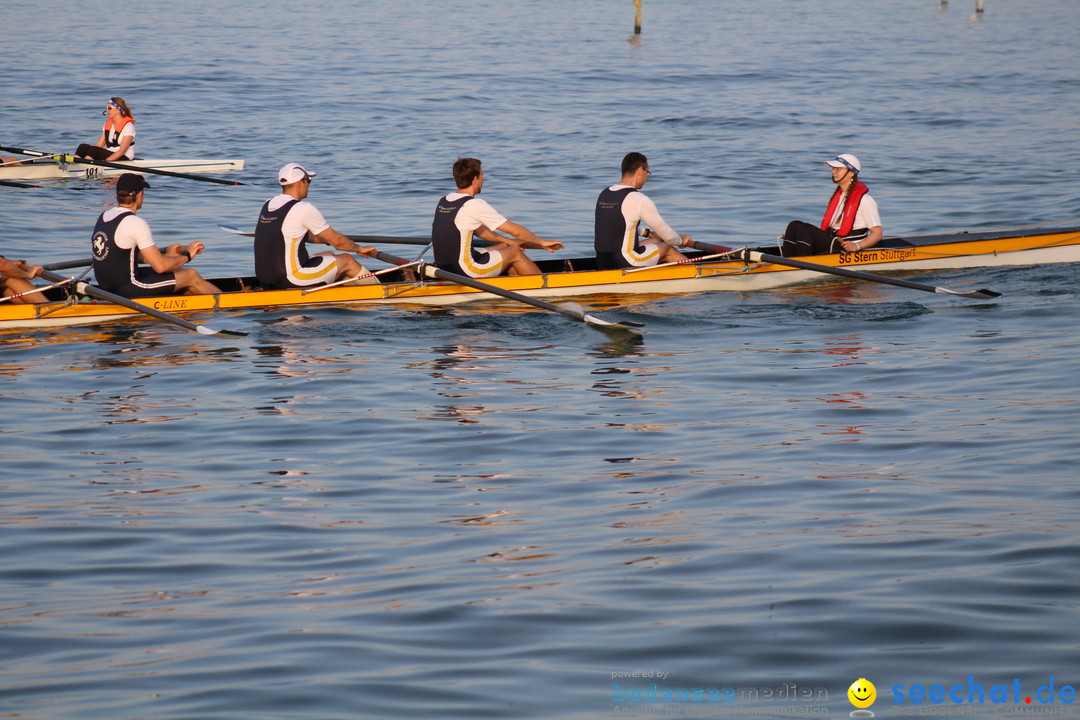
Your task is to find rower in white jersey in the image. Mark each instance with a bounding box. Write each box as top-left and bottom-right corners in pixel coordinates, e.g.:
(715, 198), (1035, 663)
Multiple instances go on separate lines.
(91, 174), (221, 298)
(432, 157), (563, 277)
(594, 152), (692, 270)
(253, 163), (379, 290)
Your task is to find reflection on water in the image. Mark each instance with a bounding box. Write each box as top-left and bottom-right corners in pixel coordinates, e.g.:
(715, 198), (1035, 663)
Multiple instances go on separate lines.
(588, 331), (645, 359)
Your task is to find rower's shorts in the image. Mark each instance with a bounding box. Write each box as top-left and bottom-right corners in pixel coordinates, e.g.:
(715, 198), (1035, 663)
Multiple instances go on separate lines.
(439, 248), (505, 278)
(108, 267), (177, 298)
(285, 252), (339, 287)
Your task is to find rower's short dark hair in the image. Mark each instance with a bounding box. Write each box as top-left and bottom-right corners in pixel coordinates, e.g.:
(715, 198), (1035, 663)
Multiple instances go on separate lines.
(453, 157), (483, 189)
(622, 152), (648, 175)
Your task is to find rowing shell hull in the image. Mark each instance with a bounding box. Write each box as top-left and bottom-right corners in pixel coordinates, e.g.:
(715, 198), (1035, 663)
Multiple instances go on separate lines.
(0, 158), (244, 181)
(3, 224), (1079, 331)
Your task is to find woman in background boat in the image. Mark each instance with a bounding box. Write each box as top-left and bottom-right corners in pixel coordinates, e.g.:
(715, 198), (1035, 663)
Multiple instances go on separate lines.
(0, 256), (47, 304)
(74, 97), (136, 162)
(780, 153), (882, 256)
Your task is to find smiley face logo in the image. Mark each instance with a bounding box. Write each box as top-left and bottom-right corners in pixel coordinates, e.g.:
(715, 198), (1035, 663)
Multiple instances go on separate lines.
(848, 678), (876, 709)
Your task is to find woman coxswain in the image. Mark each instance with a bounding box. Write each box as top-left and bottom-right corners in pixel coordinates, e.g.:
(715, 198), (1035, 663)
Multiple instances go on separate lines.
(74, 97), (136, 162)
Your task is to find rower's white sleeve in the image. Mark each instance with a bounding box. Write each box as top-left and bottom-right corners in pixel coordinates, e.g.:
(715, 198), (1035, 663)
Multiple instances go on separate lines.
(116, 214), (156, 251)
(281, 200), (331, 240)
(458, 197), (508, 233)
(632, 193), (680, 244)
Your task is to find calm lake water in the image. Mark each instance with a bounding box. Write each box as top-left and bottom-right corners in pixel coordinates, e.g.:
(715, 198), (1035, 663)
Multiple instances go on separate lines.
(2, 1), (1079, 718)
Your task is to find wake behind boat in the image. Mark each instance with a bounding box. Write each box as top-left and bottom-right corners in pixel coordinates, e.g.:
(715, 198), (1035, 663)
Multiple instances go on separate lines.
(0, 157), (244, 181)
(2, 223), (1078, 332)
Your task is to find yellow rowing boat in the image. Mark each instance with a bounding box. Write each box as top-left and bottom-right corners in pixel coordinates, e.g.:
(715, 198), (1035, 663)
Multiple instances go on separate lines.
(3, 224), (1078, 332)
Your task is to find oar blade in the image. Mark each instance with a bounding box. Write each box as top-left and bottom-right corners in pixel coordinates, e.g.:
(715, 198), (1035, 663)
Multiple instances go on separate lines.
(583, 314), (645, 332)
(939, 287), (1002, 300)
(562, 302), (643, 332)
(196, 325), (248, 337)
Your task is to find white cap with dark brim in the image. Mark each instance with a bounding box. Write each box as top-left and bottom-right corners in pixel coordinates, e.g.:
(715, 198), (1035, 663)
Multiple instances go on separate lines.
(278, 162), (316, 185)
(825, 153), (861, 173)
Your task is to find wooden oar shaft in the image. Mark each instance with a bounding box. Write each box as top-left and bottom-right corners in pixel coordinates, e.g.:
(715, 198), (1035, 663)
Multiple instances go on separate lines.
(38, 269), (246, 336)
(0, 145), (244, 186)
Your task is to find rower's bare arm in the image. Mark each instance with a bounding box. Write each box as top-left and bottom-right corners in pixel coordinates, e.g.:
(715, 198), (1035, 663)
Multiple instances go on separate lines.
(863, 226), (883, 248)
(840, 226), (883, 253)
(474, 225), (506, 244)
(0, 258), (42, 279)
(496, 220), (564, 253)
(140, 245), (189, 273)
(316, 228), (377, 257)
(644, 228), (691, 248)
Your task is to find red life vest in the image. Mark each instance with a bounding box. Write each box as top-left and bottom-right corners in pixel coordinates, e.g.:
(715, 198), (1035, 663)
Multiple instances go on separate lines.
(820, 181), (868, 237)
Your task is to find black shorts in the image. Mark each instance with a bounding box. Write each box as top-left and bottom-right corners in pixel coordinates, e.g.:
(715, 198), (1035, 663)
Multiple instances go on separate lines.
(106, 268), (177, 298)
(75, 144), (133, 162)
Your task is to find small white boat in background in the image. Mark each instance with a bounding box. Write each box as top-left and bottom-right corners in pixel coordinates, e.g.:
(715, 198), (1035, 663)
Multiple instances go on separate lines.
(0, 157), (245, 181)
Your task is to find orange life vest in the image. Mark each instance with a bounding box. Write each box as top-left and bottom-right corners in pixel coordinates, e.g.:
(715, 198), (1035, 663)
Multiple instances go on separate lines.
(104, 116), (135, 148)
(820, 182), (868, 237)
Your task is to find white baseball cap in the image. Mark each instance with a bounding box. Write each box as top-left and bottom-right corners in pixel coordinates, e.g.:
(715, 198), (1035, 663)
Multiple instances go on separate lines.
(278, 163), (316, 185)
(825, 153), (861, 173)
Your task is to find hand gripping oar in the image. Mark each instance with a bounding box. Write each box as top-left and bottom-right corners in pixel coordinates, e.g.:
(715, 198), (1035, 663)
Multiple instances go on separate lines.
(0, 146), (244, 186)
(0, 259), (94, 302)
(687, 241), (1001, 300)
(371, 250), (644, 332)
(38, 269), (247, 337)
(217, 224), (494, 248)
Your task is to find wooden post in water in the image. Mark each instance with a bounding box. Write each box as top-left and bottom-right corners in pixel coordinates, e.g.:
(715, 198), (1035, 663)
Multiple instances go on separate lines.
(939, 0), (985, 12)
(634, 0), (642, 34)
